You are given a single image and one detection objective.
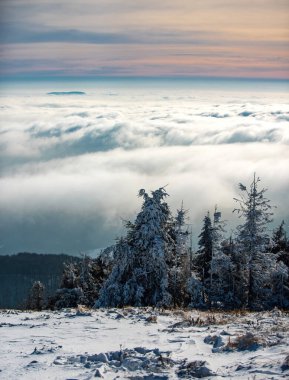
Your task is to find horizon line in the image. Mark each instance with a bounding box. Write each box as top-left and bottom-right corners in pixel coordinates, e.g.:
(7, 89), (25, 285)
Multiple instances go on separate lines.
(1, 75), (289, 83)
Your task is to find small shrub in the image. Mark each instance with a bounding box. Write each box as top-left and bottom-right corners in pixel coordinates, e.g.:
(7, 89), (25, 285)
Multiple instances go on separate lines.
(226, 332), (264, 351)
(146, 315), (158, 323)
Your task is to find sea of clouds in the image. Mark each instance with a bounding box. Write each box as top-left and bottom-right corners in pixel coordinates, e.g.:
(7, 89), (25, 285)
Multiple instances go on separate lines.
(0, 84), (288, 254)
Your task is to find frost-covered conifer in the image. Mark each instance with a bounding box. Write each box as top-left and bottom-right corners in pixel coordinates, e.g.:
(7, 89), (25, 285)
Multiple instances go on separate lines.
(271, 260), (289, 308)
(169, 204), (191, 307)
(60, 262), (79, 289)
(78, 254), (97, 305)
(96, 239), (134, 307)
(187, 274), (205, 308)
(194, 212), (213, 288)
(209, 209), (234, 308)
(50, 253), (113, 309)
(272, 221), (287, 253)
(97, 187), (173, 307)
(233, 174), (276, 309)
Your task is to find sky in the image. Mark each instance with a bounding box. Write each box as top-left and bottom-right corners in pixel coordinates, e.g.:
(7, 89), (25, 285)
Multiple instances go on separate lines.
(0, 0), (289, 79)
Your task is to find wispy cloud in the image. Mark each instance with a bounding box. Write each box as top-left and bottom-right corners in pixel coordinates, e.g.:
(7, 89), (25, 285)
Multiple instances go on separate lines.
(0, 22), (135, 45)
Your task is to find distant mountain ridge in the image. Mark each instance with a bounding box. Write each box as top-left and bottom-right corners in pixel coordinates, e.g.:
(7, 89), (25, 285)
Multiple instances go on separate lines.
(47, 91), (86, 95)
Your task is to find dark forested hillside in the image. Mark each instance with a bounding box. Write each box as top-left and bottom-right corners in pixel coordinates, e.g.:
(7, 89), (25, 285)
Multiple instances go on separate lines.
(0, 253), (80, 308)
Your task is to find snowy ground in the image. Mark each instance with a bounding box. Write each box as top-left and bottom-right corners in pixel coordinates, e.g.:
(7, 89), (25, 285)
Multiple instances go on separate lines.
(0, 307), (288, 379)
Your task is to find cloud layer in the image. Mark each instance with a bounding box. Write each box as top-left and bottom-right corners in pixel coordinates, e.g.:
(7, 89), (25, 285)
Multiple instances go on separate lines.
(0, 83), (288, 254)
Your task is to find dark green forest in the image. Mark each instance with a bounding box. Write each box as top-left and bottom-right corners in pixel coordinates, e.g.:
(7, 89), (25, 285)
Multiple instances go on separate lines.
(0, 252), (80, 308)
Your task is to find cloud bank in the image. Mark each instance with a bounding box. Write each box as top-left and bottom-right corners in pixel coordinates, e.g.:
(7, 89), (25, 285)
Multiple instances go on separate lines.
(0, 84), (288, 254)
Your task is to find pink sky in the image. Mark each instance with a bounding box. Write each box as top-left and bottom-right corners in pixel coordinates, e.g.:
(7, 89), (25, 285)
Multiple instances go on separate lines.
(1, 0), (289, 79)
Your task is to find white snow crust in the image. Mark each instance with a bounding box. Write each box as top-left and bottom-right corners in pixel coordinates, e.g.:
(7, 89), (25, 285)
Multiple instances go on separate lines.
(0, 307), (288, 379)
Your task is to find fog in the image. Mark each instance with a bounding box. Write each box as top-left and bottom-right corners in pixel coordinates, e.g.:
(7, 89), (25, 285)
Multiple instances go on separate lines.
(0, 80), (288, 254)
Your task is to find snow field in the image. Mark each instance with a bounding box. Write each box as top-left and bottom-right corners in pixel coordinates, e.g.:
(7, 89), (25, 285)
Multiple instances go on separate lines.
(0, 308), (288, 379)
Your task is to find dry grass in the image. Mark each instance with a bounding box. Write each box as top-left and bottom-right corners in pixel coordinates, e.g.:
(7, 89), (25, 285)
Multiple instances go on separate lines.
(225, 332), (265, 351)
(146, 315), (158, 323)
(76, 305), (90, 313)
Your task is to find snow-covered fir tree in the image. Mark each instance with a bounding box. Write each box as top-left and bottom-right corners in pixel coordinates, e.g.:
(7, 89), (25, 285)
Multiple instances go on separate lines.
(44, 179), (288, 311)
(233, 174), (287, 309)
(190, 207), (234, 309)
(60, 262), (79, 289)
(97, 187), (174, 308)
(78, 254), (97, 305)
(169, 204), (191, 307)
(53, 261), (84, 309)
(194, 212), (213, 300)
(271, 220), (287, 253)
(270, 221), (289, 307)
(208, 208), (234, 308)
(50, 253), (113, 309)
(187, 274), (205, 308)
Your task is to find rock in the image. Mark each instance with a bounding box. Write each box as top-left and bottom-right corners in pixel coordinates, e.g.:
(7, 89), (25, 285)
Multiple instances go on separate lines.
(87, 354), (98, 362)
(177, 360), (215, 378)
(96, 353), (109, 363)
(53, 356), (65, 365)
(153, 348), (161, 356)
(281, 354), (289, 371)
(115, 312), (125, 319)
(220, 330), (230, 336)
(94, 368), (103, 377)
(129, 376), (169, 380)
(122, 357), (144, 371)
(88, 352), (108, 363)
(204, 335), (216, 344)
(204, 334), (224, 351)
(211, 336), (225, 352)
(109, 350), (122, 361)
(134, 347), (150, 355)
(235, 364), (252, 371)
(80, 355), (87, 364)
(213, 336), (224, 349)
(109, 360), (121, 368)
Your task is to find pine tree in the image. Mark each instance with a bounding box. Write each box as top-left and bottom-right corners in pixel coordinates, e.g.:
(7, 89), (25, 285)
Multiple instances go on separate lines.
(50, 252), (113, 309)
(169, 204), (191, 307)
(209, 208), (234, 308)
(270, 221), (289, 307)
(96, 238), (135, 307)
(271, 259), (289, 308)
(272, 221), (287, 253)
(97, 187), (174, 308)
(27, 281), (45, 310)
(78, 254), (97, 305)
(233, 174), (275, 309)
(187, 274), (204, 308)
(194, 212), (213, 296)
(60, 262), (79, 289)
(271, 221), (289, 268)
